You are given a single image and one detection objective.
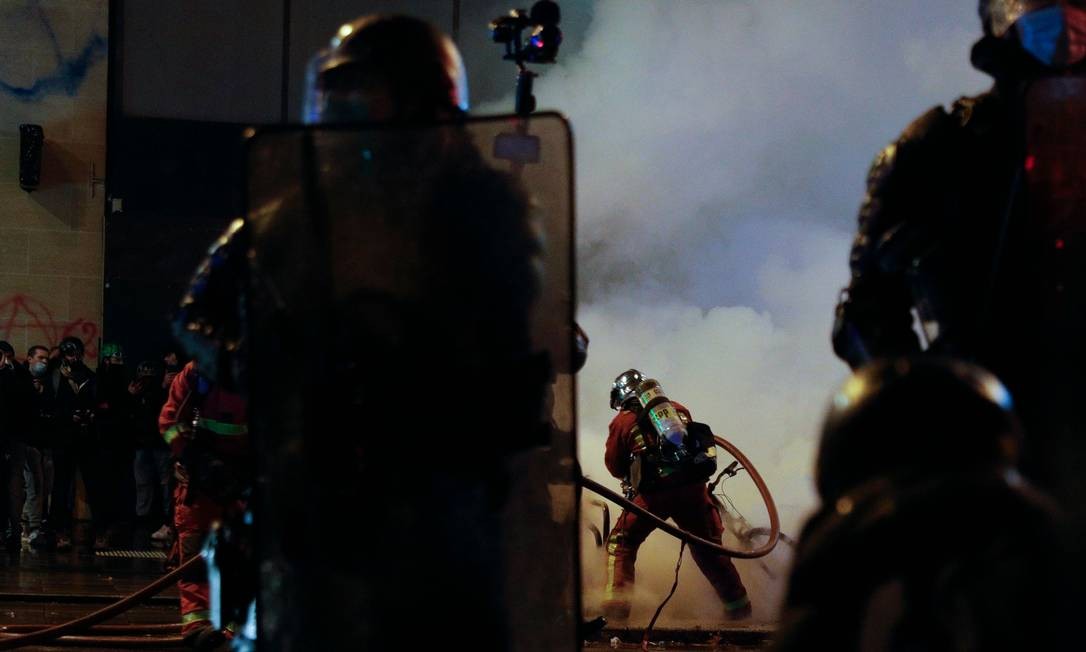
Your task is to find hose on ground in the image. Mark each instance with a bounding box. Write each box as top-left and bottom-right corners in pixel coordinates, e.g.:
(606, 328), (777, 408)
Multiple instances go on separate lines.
(0, 623), (181, 634)
(0, 633), (186, 648)
(579, 435), (781, 559)
(0, 554), (202, 650)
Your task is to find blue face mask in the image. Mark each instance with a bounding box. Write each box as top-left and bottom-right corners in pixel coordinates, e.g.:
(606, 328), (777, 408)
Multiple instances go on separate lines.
(1017, 5), (1086, 67)
(29, 361), (47, 378)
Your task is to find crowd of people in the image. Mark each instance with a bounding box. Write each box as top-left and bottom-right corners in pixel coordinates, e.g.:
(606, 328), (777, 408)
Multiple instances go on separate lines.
(0, 336), (182, 552)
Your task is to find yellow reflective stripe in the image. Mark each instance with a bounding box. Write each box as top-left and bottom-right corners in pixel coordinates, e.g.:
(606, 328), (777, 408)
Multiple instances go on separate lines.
(604, 546), (619, 600)
(181, 610), (211, 624)
(196, 418), (248, 436)
(631, 424), (646, 453)
(604, 531), (623, 600)
(162, 425), (183, 445)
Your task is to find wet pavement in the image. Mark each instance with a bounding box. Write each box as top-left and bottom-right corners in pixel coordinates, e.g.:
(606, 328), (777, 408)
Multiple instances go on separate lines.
(0, 523), (183, 651)
(0, 524), (775, 650)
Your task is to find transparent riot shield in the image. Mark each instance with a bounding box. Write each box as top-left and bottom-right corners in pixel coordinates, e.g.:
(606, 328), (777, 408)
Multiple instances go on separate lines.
(244, 114), (577, 651)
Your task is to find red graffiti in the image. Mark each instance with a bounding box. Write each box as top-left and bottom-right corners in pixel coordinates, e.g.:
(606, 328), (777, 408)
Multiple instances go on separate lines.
(0, 293), (100, 360)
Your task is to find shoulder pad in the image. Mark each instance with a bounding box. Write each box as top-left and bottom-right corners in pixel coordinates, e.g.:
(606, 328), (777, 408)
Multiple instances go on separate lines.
(897, 105), (954, 145)
(863, 105), (954, 204)
(173, 219), (249, 386)
(852, 105), (959, 274)
(949, 91), (1005, 137)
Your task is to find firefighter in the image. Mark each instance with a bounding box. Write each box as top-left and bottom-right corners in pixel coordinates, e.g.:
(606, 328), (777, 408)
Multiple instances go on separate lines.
(158, 360), (248, 649)
(601, 369), (750, 622)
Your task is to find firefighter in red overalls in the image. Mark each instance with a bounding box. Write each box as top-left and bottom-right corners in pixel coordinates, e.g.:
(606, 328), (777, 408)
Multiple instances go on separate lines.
(159, 360), (248, 648)
(601, 369), (750, 623)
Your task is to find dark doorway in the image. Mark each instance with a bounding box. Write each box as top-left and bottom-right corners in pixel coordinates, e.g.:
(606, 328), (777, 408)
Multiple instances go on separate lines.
(104, 118), (248, 366)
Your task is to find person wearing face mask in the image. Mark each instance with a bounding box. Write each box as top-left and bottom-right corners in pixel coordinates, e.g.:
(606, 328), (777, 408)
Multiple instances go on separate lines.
(90, 343), (132, 546)
(0, 341), (34, 552)
(48, 336), (100, 551)
(93, 343), (136, 549)
(21, 345), (55, 549)
(832, 0), (1086, 513)
(129, 361), (171, 544)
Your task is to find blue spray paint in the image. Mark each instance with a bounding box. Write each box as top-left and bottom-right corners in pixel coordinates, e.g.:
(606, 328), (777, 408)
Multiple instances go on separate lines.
(0, 2), (107, 102)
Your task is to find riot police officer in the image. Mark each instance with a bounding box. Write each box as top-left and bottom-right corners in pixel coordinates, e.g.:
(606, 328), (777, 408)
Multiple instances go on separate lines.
(175, 14), (551, 650)
(833, 0), (1086, 506)
(775, 357), (1074, 651)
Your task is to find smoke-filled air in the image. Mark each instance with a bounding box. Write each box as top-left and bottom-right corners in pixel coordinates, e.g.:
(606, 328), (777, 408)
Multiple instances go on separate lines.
(488, 0), (991, 626)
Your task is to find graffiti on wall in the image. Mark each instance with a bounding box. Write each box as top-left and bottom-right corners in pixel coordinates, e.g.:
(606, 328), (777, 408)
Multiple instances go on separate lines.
(0, 1), (107, 102)
(0, 293), (99, 359)
(0, 3), (106, 358)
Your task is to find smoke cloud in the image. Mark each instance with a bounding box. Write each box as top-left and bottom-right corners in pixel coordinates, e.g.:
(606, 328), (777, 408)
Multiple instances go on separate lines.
(486, 0), (991, 625)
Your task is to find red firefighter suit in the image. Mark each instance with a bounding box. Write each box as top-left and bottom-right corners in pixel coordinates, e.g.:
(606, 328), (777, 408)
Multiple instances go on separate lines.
(602, 401), (750, 620)
(159, 361), (248, 637)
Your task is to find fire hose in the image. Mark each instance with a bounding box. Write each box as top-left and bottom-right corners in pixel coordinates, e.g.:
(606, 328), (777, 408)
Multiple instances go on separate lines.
(579, 435), (781, 559)
(0, 391), (218, 647)
(581, 435), (781, 651)
(0, 437), (777, 648)
(0, 554), (203, 650)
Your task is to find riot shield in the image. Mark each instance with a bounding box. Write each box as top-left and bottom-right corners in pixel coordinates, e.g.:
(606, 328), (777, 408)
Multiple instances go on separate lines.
(1019, 76), (1086, 509)
(244, 113), (577, 650)
(1025, 75), (1086, 335)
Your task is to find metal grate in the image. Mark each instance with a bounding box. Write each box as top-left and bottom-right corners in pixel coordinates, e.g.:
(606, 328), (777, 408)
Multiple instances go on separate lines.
(95, 549), (168, 560)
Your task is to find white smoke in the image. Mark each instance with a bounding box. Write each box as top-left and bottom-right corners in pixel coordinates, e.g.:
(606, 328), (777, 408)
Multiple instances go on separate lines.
(484, 0), (991, 626)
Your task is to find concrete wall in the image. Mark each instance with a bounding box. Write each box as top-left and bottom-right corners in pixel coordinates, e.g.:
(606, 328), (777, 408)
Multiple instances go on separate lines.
(0, 0), (108, 361)
(120, 0), (283, 123)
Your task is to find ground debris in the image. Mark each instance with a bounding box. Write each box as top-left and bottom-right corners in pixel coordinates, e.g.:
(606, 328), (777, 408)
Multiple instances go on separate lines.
(584, 626), (773, 650)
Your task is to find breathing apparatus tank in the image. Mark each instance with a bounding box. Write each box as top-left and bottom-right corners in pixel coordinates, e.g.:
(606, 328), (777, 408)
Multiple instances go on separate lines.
(635, 379), (689, 460)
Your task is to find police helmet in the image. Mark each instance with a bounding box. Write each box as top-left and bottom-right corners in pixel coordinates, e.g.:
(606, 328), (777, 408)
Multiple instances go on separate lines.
(303, 14), (469, 124)
(817, 356), (1021, 502)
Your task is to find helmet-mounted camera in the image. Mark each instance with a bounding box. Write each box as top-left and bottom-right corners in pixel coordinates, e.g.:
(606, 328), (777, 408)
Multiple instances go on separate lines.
(490, 1), (562, 65)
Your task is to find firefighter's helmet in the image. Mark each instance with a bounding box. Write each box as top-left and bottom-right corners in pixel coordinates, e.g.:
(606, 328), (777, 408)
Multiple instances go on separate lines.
(610, 369), (645, 411)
